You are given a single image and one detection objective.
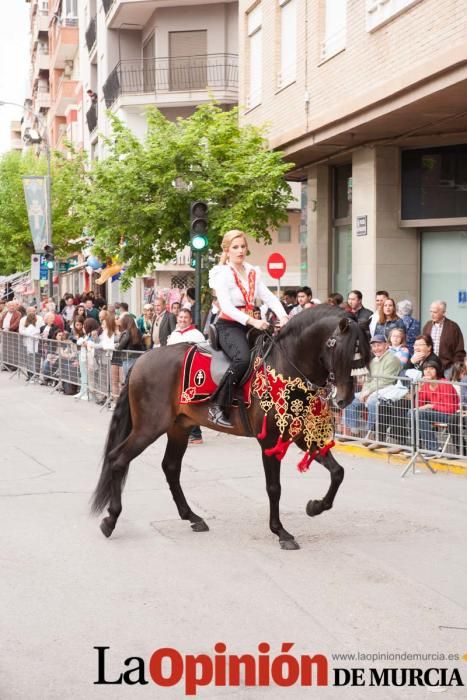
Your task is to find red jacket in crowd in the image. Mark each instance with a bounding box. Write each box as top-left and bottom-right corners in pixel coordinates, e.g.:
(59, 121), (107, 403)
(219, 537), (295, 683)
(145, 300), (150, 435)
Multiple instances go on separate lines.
(418, 379), (460, 414)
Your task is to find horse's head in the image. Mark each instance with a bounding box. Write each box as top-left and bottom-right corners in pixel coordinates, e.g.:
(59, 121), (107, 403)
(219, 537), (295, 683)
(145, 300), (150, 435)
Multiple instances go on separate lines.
(320, 315), (371, 408)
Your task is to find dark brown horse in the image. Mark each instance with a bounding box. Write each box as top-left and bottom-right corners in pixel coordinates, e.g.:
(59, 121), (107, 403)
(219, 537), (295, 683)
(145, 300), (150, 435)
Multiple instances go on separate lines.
(91, 305), (370, 549)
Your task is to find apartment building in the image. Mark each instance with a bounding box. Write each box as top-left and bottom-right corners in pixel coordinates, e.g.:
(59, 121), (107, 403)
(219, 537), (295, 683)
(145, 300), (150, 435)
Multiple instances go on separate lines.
(239, 0), (467, 326)
(25, 0), (81, 150)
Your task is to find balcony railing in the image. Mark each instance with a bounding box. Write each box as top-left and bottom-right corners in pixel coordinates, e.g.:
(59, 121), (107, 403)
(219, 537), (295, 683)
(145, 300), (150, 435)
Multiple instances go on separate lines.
(85, 16), (97, 52)
(102, 54), (239, 107)
(86, 103), (98, 133)
(102, 0), (116, 15)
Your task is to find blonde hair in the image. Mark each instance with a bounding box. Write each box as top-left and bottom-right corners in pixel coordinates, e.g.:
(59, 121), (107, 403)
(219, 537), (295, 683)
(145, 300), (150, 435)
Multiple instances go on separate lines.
(219, 230), (248, 265)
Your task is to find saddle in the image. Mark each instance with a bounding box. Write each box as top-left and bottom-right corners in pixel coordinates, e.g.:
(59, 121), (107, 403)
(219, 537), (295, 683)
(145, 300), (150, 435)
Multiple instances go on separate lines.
(179, 329), (263, 406)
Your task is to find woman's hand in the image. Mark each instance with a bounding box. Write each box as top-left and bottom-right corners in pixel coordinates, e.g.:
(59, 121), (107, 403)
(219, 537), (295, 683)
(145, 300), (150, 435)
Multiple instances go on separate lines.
(249, 317), (270, 331)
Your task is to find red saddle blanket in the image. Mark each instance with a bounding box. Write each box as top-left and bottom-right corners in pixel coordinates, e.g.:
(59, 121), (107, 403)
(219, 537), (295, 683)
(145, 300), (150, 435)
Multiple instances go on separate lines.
(180, 345), (253, 405)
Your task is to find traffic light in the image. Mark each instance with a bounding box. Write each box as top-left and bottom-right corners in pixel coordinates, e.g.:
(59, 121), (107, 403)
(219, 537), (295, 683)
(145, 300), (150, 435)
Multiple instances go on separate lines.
(44, 244), (55, 270)
(190, 201), (208, 252)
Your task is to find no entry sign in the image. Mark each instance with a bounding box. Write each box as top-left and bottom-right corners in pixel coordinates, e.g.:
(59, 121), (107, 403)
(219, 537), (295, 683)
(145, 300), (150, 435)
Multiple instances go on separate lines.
(267, 252), (287, 280)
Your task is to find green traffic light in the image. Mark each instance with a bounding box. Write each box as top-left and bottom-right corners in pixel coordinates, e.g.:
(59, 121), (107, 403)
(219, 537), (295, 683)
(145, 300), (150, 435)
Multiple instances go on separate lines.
(191, 234), (208, 251)
(46, 261), (54, 270)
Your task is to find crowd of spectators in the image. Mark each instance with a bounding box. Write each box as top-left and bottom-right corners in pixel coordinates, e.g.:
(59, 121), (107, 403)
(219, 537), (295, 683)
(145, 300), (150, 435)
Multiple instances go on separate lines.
(0, 285), (466, 455)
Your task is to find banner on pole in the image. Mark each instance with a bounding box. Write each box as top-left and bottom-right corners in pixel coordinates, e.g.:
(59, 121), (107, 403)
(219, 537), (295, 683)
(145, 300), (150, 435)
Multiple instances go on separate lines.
(22, 176), (49, 253)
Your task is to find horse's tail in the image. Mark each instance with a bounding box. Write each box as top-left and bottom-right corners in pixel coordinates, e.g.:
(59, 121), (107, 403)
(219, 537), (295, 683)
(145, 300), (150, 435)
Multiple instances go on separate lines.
(90, 381), (132, 514)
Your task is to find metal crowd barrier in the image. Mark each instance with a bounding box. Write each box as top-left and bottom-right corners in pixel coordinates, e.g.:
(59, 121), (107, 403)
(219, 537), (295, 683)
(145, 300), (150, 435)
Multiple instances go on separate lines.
(0, 329), (144, 405)
(333, 373), (466, 464)
(1, 330), (465, 463)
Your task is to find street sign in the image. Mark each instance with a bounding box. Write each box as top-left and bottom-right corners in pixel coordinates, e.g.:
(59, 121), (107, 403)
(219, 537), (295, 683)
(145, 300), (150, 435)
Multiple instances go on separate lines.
(267, 252), (287, 280)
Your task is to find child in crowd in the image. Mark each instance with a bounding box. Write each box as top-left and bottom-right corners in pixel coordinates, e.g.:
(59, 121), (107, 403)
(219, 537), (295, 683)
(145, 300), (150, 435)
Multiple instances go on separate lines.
(388, 327), (410, 369)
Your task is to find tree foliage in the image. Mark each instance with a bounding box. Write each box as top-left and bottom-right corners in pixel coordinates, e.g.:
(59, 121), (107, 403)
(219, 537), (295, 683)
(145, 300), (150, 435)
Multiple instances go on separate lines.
(0, 147), (87, 276)
(81, 103), (293, 286)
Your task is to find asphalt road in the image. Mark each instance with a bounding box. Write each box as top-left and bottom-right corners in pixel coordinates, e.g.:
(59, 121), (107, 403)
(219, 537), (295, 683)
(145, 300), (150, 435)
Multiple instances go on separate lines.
(1, 371), (466, 699)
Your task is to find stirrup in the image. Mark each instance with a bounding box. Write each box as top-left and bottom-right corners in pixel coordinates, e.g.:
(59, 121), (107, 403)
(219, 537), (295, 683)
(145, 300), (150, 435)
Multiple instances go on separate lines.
(208, 405), (233, 428)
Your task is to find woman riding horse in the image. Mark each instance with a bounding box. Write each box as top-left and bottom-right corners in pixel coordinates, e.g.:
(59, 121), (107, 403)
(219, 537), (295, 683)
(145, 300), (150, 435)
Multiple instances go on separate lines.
(91, 303), (370, 549)
(208, 229), (288, 428)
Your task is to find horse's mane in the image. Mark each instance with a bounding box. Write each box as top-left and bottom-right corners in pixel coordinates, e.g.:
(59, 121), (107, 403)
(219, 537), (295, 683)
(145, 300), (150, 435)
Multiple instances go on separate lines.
(277, 304), (371, 378)
(277, 304), (346, 341)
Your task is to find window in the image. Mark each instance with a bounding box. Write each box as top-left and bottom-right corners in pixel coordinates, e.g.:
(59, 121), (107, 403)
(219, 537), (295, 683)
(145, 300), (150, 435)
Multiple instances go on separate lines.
(247, 4), (262, 108)
(278, 225), (292, 242)
(321, 0), (346, 61)
(169, 30), (207, 91)
(401, 146), (467, 220)
(366, 0), (423, 33)
(278, 0), (297, 88)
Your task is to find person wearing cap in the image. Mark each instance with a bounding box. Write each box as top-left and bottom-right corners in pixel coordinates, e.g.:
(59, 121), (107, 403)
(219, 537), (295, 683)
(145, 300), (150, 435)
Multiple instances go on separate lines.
(408, 361), (459, 453)
(343, 334), (401, 439)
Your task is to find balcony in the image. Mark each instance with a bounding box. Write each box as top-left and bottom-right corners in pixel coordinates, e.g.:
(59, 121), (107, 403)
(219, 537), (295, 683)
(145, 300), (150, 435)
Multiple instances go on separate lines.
(32, 48), (49, 81)
(53, 77), (79, 116)
(34, 88), (51, 112)
(85, 16), (97, 53)
(86, 103), (98, 134)
(102, 54), (238, 108)
(103, 1), (164, 29)
(31, 9), (49, 40)
(50, 18), (79, 69)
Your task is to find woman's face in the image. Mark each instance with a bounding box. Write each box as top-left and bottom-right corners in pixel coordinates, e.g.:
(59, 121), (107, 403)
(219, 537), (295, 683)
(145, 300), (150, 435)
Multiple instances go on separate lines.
(227, 236), (248, 265)
(383, 299), (395, 317)
(413, 339), (430, 358)
(77, 306), (85, 315)
(75, 322), (83, 333)
(423, 365), (437, 381)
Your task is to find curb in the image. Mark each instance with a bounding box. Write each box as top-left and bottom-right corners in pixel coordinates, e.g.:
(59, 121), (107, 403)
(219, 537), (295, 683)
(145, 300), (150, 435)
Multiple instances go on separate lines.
(333, 441), (467, 477)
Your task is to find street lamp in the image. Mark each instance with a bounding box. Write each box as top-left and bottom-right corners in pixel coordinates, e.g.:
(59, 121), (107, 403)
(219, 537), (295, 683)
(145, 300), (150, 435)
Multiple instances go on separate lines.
(0, 99), (54, 298)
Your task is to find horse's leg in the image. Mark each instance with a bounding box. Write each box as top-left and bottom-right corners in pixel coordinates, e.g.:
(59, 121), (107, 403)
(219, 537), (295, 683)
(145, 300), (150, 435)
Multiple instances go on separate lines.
(101, 427), (165, 538)
(162, 425), (209, 532)
(306, 448), (344, 518)
(261, 449), (300, 550)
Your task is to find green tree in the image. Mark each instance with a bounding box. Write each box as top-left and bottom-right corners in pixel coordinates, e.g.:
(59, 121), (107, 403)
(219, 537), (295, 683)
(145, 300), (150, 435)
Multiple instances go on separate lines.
(0, 148), (88, 276)
(82, 103), (293, 286)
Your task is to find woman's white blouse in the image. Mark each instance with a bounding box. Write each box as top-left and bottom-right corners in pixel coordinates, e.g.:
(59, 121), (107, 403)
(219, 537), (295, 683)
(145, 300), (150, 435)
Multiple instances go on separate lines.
(209, 263), (287, 326)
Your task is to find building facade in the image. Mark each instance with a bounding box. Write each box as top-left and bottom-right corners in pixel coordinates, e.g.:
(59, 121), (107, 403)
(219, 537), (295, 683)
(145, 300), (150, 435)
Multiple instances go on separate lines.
(239, 0), (467, 327)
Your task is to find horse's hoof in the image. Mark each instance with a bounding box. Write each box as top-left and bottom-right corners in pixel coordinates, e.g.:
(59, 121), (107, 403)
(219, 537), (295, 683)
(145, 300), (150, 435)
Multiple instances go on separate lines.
(306, 500), (325, 517)
(191, 520), (209, 532)
(100, 518), (114, 538)
(280, 538), (300, 550)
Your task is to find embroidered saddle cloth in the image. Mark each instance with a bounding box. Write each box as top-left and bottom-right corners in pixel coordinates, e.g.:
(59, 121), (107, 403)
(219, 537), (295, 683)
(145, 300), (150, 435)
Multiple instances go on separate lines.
(179, 344), (253, 405)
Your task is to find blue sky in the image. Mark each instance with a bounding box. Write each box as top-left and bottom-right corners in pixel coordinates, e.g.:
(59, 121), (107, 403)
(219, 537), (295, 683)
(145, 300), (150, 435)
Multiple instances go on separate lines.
(0, 1), (30, 153)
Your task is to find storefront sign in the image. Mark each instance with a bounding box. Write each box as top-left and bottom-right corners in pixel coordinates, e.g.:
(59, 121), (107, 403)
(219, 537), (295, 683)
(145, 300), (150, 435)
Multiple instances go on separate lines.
(356, 215), (368, 236)
(458, 290), (467, 305)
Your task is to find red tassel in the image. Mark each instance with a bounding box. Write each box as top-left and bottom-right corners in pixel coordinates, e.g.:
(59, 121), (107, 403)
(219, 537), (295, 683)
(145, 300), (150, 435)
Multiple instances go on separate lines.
(319, 440), (335, 457)
(297, 449), (319, 473)
(297, 452), (312, 472)
(264, 436), (293, 461)
(257, 414), (268, 440)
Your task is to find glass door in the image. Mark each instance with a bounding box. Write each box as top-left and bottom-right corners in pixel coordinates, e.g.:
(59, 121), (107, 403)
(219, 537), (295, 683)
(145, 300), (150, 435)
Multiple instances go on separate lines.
(421, 230), (467, 328)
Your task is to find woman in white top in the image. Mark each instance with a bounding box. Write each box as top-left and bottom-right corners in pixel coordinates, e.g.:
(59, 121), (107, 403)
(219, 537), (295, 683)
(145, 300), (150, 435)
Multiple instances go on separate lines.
(208, 229), (288, 427)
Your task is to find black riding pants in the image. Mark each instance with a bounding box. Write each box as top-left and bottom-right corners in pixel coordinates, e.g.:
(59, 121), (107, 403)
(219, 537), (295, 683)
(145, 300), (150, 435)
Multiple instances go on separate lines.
(214, 320), (250, 410)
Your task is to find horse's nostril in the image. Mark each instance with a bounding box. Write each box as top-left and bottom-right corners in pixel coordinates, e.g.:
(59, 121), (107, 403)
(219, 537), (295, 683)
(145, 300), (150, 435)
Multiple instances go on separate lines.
(337, 399), (346, 409)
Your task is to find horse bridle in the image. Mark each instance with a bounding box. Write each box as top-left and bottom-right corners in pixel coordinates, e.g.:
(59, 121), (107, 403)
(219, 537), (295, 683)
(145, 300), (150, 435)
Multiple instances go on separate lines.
(258, 328), (337, 399)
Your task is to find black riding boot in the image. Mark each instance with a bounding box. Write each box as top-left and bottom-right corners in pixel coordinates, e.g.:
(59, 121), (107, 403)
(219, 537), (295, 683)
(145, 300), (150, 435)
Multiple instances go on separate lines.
(208, 404), (233, 428)
(209, 369), (234, 428)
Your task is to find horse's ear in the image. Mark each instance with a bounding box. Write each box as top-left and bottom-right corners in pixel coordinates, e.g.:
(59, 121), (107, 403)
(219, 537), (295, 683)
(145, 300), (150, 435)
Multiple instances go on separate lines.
(338, 317), (351, 334)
